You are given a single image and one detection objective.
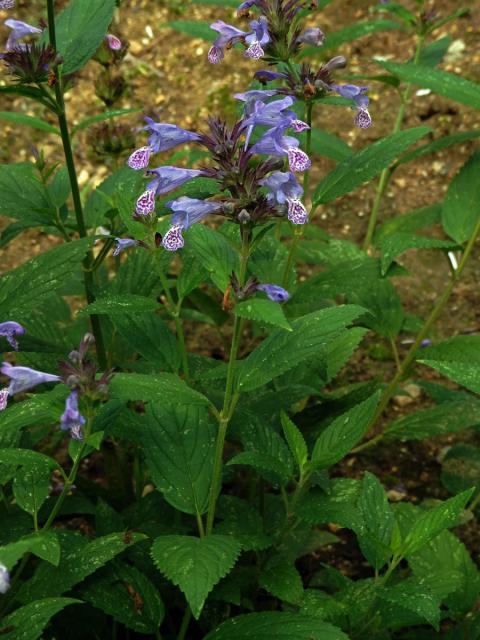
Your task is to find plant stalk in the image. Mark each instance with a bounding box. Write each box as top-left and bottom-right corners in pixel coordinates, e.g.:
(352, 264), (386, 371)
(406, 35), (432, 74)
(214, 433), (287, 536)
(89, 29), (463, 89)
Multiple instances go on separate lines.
(46, 0), (107, 369)
(354, 214), (480, 453)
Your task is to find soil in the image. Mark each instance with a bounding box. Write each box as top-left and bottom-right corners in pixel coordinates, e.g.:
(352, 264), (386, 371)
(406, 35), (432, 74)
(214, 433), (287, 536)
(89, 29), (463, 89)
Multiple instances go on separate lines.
(1, 0), (480, 612)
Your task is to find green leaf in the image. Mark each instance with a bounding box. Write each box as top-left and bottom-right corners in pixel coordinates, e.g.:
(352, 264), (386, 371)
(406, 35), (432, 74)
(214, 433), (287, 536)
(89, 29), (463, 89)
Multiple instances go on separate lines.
(18, 532), (145, 603)
(377, 2), (416, 25)
(299, 20), (401, 58)
(374, 203), (442, 242)
(417, 336), (480, 394)
(79, 294), (159, 315)
(80, 562), (164, 634)
(151, 534), (241, 619)
(0, 112), (59, 135)
(379, 578), (441, 630)
(311, 393), (380, 469)
(203, 612), (350, 640)
(237, 305), (366, 392)
(357, 472), (393, 569)
(298, 480), (363, 532)
(299, 128), (353, 162)
(441, 444), (480, 497)
(0, 531), (60, 570)
(375, 61), (480, 109)
(110, 373), (210, 406)
(396, 130), (480, 167)
(0, 238), (92, 316)
(0, 163), (52, 220)
(380, 232), (458, 274)
(442, 150), (480, 244)
(259, 555), (304, 604)
(235, 299), (292, 331)
(48, 167), (71, 208)
(313, 127), (431, 204)
(186, 224), (239, 291)
(0, 598), (80, 640)
(167, 20), (215, 41)
(46, 0), (116, 74)
(111, 313), (181, 372)
(385, 400), (480, 441)
(141, 403), (215, 515)
(228, 450), (291, 486)
(402, 489), (474, 555)
(417, 36), (452, 67)
(281, 412), (308, 473)
(13, 461), (51, 517)
(215, 496), (271, 551)
(71, 108), (141, 135)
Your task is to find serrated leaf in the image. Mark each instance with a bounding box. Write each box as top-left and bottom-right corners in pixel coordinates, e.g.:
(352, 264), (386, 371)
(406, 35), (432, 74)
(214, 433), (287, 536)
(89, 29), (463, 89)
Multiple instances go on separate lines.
(0, 531), (60, 570)
(402, 489), (474, 555)
(18, 532), (145, 603)
(441, 444), (480, 497)
(79, 294), (159, 315)
(380, 232), (458, 274)
(313, 127), (430, 204)
(375, 203), (442, 243)
(228, 451), (291, 485)
(203, 612), (350, 640)
(13, 459), (52, 517)
(80, 561), (164, 633)
(185, 224), (239, 291)
(442, 150), (480, 244)
(141, 403), (215, 515)
(417, 335), (480, 394)
(357, 472), (393, 569)
(0, 163), (52, 220)
(44, 0), (116, 74)
(375, 61), (480, 109)
(215, 496), (271, 551)
(311, 393), (380, 469)
(109, 373), (210, 406)
(379, 578), (441, 630)
(235, 299), (292, 331)
(237, 305), (366, 392)
(297, 480), (363, 531)
(151, 534), (241, 618)
(0, 598), (80, 640)
(281, 412), (308, 473)
(260, 555), (304, 604)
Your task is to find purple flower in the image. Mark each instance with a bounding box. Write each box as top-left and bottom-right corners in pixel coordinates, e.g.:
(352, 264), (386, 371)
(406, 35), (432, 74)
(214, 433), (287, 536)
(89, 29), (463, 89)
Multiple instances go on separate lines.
(105, 34), (122, 50)
(127, 146), (151, 170)
(237, 0), (259, 14)
(244, 16), (270, 60)
(256, 284), (290, 303)
(0, 321), (25, 351)
(4, 19), (42, 51)
(259, 171), (308, 224)
(0, 1), (15, 9)
(251, 127), (311, 172)
(254, 69), (288, 84)
(332, 84), (372, 129)
(135, 189), (156, 216)
(112, 238), (138, 256)
(0, 388), (7, 411)
(143, 117), (201, 153)
(235, 89), (281, 103)
(146, 166), (203, 196)
(161, 197), (223, 252)
(0, 362), (60, 406)
(297, 27), (325, 47)
(0, 563), (10, 594)
(207, 16), (269, 63)
(60, 390), (85, 440)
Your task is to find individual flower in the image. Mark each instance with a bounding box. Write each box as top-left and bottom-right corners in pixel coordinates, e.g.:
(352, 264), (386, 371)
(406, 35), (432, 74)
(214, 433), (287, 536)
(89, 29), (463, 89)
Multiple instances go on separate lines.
(0, 1), (15, 9)
(0, 321), (25, 351)
(0, 362), (60, 409)
(234, 88), (281, 103)
(4, 18), (42, 51)
(207, 15), (270, 63)
(146, 166), (203, 196)
(127, 146), (151, 170)
(260, 171), (308, 224)
(135, 189), (156, 216)
(239, 95), (308, 146)
(162, 197), (223, 252)
(0, 564), (10, 594)
(60, 390), (85, 440)
(143, 117), (201, 153)
(251, 126), (311, 172)
(332, 83), (372, 129)
(256, 284), (290, 303)
(244, 16), (270, 59)
(105, 34), (122, 50)
(112, 238), (138, 256)
(297, 27), (325, 47)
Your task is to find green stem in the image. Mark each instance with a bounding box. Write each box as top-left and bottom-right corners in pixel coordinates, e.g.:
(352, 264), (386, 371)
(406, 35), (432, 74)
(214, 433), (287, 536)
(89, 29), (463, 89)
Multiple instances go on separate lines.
(46, 0), (107, 369)
(205, 230), (250, 535)
(281, 101), (313, 288)
(469, 491), (480, 513)
(362, 35), (425, 251)
(177, 608), (192, 640)
(354, 214), (480, 453)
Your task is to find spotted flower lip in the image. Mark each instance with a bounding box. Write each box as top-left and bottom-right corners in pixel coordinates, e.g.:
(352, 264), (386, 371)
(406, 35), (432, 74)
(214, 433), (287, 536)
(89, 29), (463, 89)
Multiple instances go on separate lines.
(332, 83), (372, 129)
(0, 321), (25, 351)
(105, 33), (122, 50)
(143, 117), (201, 154)
(0, 0), (15, 9)
(208, 15), (270, 63)
(161, 197), (223, 252)
(127, 146), (151, 170)
(0, 361), (60, 400)
(146, 166), (203, 196)
(135, 189), (156, 216)
(259, 171), (308, 224)
(4, 18), (42, 51)
(251, 127), (311, 172)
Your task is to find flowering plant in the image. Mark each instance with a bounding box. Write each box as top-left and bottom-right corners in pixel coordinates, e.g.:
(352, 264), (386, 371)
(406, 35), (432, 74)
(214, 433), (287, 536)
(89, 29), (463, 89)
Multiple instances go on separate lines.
(0, 0), (479, 638)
